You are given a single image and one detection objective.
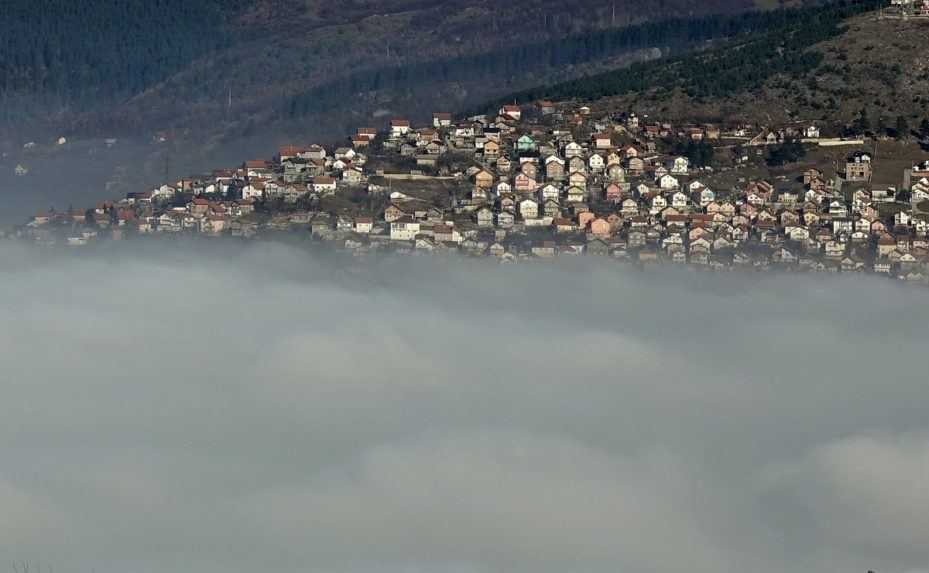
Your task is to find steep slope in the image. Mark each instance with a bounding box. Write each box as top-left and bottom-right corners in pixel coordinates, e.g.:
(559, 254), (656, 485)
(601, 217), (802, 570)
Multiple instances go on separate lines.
(0, 1), (242, 115)
(489, 0), (929, 133)
(2, 0), (808, 141)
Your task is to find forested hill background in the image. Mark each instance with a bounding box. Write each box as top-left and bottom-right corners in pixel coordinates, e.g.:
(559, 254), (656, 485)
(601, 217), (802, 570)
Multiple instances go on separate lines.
(1, 0), (924, 228)
(1, 0), (822, 143)
(483, 0), (928, 134)
(1, 1), (242, 111)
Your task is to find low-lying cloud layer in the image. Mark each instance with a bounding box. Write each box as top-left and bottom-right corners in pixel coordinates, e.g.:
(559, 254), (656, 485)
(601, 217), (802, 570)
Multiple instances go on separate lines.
(0, 242), (926, 573)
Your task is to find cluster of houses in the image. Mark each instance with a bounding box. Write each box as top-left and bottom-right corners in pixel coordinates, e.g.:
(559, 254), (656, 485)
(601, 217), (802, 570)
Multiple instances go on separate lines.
(16, 99), (929, 284)
(889, 0), (929, 16)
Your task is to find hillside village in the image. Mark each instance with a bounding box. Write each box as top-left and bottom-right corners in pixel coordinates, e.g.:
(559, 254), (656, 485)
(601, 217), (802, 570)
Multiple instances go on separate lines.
(12, 92), (929, 283)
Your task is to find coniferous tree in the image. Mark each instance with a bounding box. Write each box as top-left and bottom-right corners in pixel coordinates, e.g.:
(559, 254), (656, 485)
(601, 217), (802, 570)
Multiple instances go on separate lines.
(853, 108), (871, 134)
(895, 115), (909, 139)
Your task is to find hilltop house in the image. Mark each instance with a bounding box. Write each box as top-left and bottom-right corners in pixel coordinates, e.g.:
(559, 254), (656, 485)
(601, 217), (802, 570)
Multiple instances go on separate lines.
(390, 119), (411, 137)
(845, 151), (872, 182)
(433, 112), (452, 128)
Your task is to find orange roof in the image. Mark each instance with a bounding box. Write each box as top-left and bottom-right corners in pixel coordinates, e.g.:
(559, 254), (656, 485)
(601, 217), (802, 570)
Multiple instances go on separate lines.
(279, 145), (306, 157)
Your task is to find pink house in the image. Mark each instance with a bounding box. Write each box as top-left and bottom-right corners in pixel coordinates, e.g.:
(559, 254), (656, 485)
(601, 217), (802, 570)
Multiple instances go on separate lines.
(578, 211), (596, 228)
(605, 183), (623, 203)
(514, 173), (538, 194)
(589, 218), (611, 238)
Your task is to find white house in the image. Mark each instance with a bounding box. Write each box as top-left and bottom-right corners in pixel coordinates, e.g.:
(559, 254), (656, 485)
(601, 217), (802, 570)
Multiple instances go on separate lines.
(476, 207), (494, 227)
(390, 119), (411, 137)
(390, 218), (420, 241)
(670, 156), (690, 175)
(519, 198), (539, 220)
(540, 184), (560, 202)
(564, 142), (584, 158)
(241, 183), (264, 200)
(671, 191), (689, 209)
(698, 187), (715, 207)
(911, 180), (929, 204)
(659, 174), (680, 190)
(650, 194), (668, 215)
(433, 112), (452, 128)
(151, 184), (177, 201)
(566, 186), (585, 203)
(354, 217), (373, 234)
(312, 176), (338, 195)
(496, 211), (515, 228)
(334, 147), (357, 161)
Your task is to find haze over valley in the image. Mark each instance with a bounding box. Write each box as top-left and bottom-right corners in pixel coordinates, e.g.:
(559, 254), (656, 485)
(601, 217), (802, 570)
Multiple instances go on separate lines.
(1, 243), (927, 573)
(3, 2), (929, 572)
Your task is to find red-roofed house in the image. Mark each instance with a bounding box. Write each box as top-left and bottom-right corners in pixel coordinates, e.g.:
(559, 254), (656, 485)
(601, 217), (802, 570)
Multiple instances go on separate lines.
(499, 105), (521, 121)
(390, 119), (411, 137)
(279, 146), (306, 161)
(432, 112), (452, 128)
(312, 176), (337, 195)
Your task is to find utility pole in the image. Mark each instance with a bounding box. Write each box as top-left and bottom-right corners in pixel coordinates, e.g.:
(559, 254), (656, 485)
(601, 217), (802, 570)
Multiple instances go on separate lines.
(612, 1), (616, 26)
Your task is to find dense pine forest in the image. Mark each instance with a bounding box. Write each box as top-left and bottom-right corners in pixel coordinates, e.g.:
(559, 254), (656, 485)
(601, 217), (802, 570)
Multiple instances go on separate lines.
(0, 0), (240, 114)
(0, 0), (760, 135)
(284, 6), (856, 119)
(0, 0), (902, 140)
(483, 0), (884, 112)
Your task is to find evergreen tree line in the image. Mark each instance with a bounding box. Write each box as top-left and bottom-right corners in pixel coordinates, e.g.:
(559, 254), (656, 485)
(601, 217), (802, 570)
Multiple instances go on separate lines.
(0, 0), (241, 109)
(285, 2), (879, 120)
(482, 0), (885, 113)
(766, 138), (807, 166)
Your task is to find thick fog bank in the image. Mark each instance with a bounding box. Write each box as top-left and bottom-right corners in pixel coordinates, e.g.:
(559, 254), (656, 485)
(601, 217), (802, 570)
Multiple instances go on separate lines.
(0, 242), (926, 573)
